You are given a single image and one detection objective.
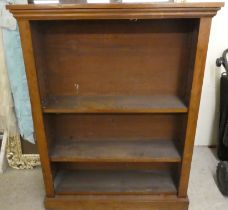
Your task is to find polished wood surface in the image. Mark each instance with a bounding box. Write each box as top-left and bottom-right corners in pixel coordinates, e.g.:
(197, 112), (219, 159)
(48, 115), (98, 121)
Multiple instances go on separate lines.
(54, 169), (176, 195)
(7, 2), (224, 20)
(50, 139), (181, 163)
(10, 1), (223, 209)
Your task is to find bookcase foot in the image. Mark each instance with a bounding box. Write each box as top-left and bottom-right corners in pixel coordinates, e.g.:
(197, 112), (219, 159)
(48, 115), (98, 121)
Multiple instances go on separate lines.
(45, 195), (189, 210)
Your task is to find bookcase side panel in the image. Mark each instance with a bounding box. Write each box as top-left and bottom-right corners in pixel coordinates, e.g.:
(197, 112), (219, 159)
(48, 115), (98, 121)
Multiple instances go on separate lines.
(17, 19), (54, 196)
(178, 17), (213, 197)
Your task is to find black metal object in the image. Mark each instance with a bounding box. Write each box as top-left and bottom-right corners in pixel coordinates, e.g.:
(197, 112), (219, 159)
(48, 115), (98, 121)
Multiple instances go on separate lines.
(217, 161), (228, 196)
(217, 49), (228, 196)
(216, 49), (228, 71)
(217, 49), (228, 159)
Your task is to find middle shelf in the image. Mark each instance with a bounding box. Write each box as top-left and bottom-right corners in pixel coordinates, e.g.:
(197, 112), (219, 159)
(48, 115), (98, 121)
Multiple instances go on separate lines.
(50, 139), (181, 163)
(42, 95), (188, 113)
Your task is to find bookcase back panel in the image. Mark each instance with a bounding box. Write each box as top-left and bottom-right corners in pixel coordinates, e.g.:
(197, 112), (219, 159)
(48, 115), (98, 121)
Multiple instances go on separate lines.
(31, 19), (196, 100)
(56, 162), (176, 170)
(45, 114), (185, 141)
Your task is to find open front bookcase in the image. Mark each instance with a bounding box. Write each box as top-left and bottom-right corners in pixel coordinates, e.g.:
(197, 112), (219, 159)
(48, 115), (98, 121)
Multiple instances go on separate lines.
(8, 1), (223, 210)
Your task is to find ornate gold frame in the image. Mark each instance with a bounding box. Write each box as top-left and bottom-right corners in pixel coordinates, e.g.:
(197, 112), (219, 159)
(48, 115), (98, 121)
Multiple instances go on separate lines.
(6, 135), (40, 169)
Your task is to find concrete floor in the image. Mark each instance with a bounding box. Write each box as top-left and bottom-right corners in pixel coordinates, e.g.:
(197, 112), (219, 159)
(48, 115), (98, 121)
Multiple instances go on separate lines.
(0, 147), (228, 210)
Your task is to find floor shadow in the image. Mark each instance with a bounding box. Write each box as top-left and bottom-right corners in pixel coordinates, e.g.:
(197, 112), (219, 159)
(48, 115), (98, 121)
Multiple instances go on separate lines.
(209, 147), (219, 160)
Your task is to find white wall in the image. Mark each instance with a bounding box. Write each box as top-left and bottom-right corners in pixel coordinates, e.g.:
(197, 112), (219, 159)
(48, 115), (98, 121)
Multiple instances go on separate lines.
(187, 0), (228, 145)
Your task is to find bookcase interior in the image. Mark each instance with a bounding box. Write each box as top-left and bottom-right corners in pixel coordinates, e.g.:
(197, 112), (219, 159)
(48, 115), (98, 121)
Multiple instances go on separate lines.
(29, 18), (198, 195)
(31, 19), (198, 110)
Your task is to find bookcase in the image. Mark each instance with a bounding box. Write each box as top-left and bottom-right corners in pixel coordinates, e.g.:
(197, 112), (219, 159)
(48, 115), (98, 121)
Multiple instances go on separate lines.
(7, 1), (223, 210)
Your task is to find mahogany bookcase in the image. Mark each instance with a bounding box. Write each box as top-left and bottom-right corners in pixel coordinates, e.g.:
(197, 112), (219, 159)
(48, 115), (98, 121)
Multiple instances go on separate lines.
(8, 1), (223, 210)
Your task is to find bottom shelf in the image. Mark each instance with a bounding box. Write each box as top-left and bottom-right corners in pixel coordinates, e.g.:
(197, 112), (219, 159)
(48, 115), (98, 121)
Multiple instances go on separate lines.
(54, 169), (177, 195)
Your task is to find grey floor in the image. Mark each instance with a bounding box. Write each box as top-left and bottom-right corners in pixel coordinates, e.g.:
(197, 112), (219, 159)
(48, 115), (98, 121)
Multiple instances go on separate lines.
(0, 147), (228, 210)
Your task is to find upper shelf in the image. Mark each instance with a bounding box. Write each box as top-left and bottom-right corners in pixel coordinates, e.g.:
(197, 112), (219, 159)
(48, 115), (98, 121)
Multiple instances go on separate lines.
(7, 2), (224, 20)
(42, 95), (188, 113)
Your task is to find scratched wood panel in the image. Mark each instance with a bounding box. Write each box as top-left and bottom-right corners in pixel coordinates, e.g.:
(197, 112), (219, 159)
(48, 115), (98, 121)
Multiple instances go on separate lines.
(44, 114), (185, 141)
(31, 19), (194, 102)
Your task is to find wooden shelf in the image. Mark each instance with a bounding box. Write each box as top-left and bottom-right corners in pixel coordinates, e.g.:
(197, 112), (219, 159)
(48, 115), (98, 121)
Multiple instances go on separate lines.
(43, 95), (187, 114)
(54, 169), (177, 195)
(50, 139), (181, 163)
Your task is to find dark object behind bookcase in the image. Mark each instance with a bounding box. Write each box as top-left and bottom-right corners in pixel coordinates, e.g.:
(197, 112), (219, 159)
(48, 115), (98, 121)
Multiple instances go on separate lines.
(217, 49), (228, 160)
(216, 49), (228, 196)
(7, 2), (223, 210)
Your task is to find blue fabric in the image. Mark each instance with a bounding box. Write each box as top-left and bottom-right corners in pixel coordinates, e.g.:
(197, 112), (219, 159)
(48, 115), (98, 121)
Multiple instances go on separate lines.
(2, 27), (34, 143)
